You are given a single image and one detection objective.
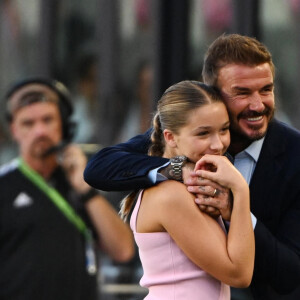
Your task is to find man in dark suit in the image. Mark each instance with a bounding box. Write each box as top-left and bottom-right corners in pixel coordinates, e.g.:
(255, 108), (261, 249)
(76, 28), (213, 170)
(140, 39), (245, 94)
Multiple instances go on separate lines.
(84, 34), (300, 299)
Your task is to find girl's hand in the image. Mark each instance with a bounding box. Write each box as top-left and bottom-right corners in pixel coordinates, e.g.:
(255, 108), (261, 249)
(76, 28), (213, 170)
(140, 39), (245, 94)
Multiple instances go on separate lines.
(194, 154), (247, 193)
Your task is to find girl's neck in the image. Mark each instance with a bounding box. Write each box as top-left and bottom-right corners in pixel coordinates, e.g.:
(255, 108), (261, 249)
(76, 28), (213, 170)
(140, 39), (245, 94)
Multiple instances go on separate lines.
(163, 148), (177, 159)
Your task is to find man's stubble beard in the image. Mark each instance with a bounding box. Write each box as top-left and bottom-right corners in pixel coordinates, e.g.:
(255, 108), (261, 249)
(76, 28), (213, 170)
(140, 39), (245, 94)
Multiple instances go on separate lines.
(230, 108), (275, 148)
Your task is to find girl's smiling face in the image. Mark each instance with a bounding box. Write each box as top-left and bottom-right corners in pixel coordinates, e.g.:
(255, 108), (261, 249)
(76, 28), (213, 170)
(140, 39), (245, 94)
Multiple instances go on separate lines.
(165, 102), (230, 162)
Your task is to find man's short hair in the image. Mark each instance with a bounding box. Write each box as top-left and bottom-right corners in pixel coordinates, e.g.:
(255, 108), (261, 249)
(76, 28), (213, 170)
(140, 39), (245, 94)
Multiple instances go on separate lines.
(202, 33), (275, 86)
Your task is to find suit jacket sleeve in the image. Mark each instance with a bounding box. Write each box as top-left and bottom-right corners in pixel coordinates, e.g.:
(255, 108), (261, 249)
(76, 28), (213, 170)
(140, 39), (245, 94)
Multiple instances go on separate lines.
(84, 129), (169, 191)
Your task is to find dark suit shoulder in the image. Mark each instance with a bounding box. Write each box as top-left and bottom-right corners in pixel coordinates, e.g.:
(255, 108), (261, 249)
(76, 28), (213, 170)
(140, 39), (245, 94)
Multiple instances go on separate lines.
(264, 119), (300, 156)
(268, 119), (300, 140)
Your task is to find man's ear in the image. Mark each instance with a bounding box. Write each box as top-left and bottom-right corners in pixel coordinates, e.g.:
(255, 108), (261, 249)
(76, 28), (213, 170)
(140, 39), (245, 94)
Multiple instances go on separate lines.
(163, 129), (177, 148)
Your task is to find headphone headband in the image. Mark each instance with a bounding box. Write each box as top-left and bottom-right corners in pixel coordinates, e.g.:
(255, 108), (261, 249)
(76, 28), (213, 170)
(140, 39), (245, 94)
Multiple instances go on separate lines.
(5, 77), (73, 114)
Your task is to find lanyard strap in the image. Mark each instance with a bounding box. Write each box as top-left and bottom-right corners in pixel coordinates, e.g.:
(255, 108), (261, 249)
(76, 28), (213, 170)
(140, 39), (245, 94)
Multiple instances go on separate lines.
(17, 158), (88, 237)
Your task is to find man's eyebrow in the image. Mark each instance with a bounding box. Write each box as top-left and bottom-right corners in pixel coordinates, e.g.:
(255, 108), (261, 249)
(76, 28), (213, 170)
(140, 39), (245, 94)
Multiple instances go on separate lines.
(232, 83), (274, 92)
(232, 86), (251, 92)
(261, 83), (274, 90)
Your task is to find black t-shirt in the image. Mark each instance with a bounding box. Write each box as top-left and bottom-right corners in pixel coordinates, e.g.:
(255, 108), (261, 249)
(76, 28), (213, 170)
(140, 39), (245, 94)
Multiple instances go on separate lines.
(0, 160), (98, 300)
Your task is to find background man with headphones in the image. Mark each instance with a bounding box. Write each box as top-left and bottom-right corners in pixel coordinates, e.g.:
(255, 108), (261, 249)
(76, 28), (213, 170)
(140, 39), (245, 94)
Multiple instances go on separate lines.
(0, 78), (134, 300)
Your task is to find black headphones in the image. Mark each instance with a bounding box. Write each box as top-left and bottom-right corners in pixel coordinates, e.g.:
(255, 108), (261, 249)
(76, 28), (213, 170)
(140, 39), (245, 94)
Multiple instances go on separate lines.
(5, 77), (76, 143)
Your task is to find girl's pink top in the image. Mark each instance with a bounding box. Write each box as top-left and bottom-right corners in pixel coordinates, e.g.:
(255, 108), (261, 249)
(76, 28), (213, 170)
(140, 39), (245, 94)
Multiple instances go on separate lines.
(130, 190), (230, 300)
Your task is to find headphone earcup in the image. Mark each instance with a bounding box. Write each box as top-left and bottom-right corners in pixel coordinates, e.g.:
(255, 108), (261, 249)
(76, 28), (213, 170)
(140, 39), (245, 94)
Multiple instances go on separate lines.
(64, 120), (77, 142)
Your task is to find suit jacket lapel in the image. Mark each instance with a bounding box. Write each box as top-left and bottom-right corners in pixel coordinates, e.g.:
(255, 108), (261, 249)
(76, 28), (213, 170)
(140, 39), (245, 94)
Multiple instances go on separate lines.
(249, 120), (286, 219)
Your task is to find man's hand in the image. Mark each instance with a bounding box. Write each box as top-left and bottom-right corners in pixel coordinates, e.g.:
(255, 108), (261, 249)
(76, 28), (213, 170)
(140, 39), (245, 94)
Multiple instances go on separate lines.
(184, 168), (233, 221)
(58, 144), (91, 194)
(160, 159), (233, 220)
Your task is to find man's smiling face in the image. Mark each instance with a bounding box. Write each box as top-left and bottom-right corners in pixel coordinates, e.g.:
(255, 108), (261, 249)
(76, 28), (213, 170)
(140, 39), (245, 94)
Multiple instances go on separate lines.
(217, 62), (274, 143)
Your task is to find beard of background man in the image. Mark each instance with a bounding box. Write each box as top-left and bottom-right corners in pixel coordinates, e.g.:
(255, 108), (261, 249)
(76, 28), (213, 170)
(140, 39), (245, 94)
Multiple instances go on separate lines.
(29, 136), (57, 159)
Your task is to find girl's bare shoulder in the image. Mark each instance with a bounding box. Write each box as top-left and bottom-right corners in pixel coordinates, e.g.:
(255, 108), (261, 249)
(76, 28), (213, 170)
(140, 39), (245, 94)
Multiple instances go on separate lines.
(144, 180), (194, 207)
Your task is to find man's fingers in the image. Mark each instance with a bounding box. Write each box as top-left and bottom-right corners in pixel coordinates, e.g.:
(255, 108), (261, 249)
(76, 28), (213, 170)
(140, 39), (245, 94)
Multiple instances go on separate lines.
(196, 196), (220, 206)
(197, 204), (207, 211)
(195, 194), (225, 209)
(186, 175), (224, 189)
(194, 188), (232, 220)
(196, 202), (220, 218)
(188, 185), (223, 196)
(186, 172), (214, 186)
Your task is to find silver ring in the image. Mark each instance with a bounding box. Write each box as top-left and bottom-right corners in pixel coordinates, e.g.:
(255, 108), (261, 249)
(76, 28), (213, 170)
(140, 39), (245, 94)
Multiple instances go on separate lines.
(213, 188), (218, 197)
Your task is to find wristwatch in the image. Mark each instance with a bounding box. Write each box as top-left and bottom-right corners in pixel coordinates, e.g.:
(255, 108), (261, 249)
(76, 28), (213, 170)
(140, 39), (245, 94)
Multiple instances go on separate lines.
(170, 155), (188, 182)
